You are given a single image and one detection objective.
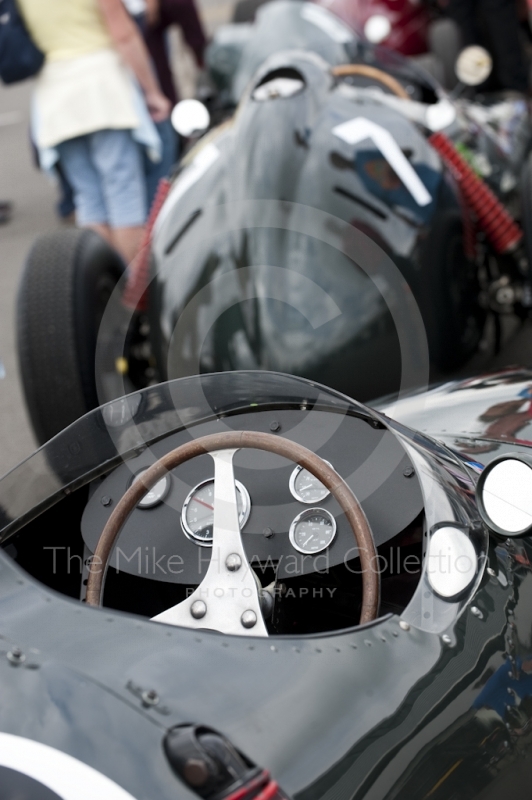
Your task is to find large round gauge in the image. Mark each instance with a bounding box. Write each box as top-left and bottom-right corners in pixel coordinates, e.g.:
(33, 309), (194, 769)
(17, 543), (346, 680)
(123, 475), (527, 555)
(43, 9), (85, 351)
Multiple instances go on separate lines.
(181, 479), (251, 546)
(289, 462), (333, 504)
(289, 508), (337, 555)
(131, 468), (171, 509)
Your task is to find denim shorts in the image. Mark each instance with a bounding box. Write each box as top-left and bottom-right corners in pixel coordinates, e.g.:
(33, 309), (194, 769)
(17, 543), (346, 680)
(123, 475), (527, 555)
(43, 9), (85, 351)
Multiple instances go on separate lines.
(56, 129), (147, 228)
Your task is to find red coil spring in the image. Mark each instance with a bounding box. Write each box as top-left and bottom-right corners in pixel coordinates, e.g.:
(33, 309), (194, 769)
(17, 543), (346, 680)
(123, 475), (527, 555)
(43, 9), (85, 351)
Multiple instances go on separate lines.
(122, 177), (171, 311)
(429, 131), (523, 255)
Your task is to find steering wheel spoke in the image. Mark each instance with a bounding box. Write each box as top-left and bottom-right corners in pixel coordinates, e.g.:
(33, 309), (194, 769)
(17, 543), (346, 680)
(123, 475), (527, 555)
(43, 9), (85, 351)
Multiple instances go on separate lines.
(152, 450), (268, 636)
(86, 430), (379, 633)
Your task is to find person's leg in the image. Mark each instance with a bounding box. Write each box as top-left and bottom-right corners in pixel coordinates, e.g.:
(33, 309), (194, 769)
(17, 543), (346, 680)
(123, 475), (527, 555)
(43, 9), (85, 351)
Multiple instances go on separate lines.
(89, 129), (148, 266)
(56, 136), (111, 238)
(446, 0), (480, 46)
(482, 0), (529, 92)
(144, 117), (178, 209)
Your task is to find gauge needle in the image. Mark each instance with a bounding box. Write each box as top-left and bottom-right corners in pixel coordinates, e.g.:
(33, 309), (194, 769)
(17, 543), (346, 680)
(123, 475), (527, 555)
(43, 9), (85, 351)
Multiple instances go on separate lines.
(195, 498), (214, 510)
(303, 534), (314, 546)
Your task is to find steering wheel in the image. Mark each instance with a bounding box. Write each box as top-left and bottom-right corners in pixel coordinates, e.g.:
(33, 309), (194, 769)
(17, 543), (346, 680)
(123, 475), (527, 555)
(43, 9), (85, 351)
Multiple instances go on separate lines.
(331, 64), (410, 100)
(86, 431), (380, 636)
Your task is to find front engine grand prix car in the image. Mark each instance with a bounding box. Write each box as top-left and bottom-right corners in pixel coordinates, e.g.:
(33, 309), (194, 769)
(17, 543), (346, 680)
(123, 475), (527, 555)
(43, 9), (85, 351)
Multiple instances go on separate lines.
(16, 2), (532, 448)
(1, 369), (532, 798)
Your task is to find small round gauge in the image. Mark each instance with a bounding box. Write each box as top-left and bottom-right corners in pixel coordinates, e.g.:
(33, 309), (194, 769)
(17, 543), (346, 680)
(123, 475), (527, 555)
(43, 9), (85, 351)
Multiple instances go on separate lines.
(289, 508), (337, 555)
(289, 462), (333, 504)
(131, 468), (171, 509)
(181, 479), (251, 546)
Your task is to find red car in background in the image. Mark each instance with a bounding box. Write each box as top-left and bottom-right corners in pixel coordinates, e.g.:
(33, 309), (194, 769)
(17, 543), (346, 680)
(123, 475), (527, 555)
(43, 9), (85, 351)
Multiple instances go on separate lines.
(314, 0), (432, 56)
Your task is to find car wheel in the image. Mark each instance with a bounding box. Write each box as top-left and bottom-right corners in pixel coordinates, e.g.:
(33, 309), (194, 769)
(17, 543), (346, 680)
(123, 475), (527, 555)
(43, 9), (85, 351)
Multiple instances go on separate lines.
(421, 210), (485, 372)
(521, 152), (532, 270)
(17, 229), (125, 445)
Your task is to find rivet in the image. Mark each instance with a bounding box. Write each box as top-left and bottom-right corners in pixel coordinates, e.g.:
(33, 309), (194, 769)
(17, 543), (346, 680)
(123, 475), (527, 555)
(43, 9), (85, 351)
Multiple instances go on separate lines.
(399, 620), (410, 631)
(263, 527), (274, 538)
(487, 567), (496, 577)
(241, 610), (257, 629)
(225, 553), (242, 572)
(441, 634), (452, 645)
(141, 689), (159, 707)
(191, 600), (207, 619)
(269, 421), (281, 432)
(7, 647), (25, 665)
(101, 496), (112, 507)
(403, 467), (415, 478)
(471, 606), (483, 619)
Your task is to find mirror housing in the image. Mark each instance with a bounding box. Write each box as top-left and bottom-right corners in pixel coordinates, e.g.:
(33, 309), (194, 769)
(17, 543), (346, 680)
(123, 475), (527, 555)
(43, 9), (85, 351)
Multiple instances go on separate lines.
(171, 99), (211, 138)
(476, 453), (532, 537)
(364, 15), (392, 45)
(455, 45), (493, 86)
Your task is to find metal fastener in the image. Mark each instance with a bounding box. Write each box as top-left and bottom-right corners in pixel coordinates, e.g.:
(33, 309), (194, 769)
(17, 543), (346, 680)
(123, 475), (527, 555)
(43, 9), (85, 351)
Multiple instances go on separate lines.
(399, 620), (410, 631)
(487, 567), (496, 577)
(101, 496), (112, 507)
(7, 647), (26, 665)
(225, 553), (242, 572)
(191, 600), (207, 619)
(471, 606), (483, 619)
(403, 467), (415, 478)
(262, 527), (274, 538)
(241, 610), (257, 629)
(141, 689), (160, 707)
(441, 634), (452, 645)
(269, 421), (281, 432)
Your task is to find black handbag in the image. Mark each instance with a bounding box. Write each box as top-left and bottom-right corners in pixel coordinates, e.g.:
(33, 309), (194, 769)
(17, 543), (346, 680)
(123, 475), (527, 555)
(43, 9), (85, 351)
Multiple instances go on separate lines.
(0, 0), (44, 84)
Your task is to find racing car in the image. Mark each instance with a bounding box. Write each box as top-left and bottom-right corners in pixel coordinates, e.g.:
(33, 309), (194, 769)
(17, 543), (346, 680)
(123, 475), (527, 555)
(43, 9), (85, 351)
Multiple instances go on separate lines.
(1, 367), (532, 798)
(16, 2), (532, 446)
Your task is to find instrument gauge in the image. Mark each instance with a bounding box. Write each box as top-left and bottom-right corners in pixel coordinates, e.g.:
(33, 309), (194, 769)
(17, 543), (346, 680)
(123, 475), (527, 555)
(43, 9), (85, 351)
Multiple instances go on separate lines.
(289, 508), (337, 555)
(289, 462), (333, 504)
(131, 468), (170, 509)
(181, 479), (251, 546)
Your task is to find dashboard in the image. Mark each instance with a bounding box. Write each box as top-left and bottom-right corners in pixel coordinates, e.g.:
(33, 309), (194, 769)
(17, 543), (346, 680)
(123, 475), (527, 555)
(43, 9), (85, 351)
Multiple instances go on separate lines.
(81, 407), (423, 586)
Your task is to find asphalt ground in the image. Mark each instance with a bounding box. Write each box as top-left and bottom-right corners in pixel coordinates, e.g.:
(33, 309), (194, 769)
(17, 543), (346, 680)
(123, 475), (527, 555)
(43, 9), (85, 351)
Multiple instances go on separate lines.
(1, 7), (532, 479)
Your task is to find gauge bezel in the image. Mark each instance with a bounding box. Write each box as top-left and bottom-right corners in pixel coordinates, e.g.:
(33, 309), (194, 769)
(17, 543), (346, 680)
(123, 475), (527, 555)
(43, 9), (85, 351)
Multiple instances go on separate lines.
(130, 468), (171, 509)
(289, 461), (333, 504)
(181, 479), (251, 546)
(289, 507), (337, 555)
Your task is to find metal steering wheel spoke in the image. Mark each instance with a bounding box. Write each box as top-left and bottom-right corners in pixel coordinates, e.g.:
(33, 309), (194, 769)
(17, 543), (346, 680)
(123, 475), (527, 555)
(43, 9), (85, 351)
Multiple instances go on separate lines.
(152, 449), (268, 637)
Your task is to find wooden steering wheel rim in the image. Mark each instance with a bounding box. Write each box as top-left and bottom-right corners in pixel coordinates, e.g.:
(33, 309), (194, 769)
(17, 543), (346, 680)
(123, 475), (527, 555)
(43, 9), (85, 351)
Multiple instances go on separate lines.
(86, 431), (380, 625)
(331, 64), (410, 100)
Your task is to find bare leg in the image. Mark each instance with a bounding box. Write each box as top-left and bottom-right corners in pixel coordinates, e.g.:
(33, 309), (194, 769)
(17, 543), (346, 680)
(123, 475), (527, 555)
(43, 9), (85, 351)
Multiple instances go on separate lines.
(111, 225), (145, 267)
(87, 222), (113, 245)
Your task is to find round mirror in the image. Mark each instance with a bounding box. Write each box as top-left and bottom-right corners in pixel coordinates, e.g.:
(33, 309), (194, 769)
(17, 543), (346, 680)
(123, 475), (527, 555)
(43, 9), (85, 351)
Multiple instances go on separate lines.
(427, 527), (477, 599)
(171, 99), (210, 138)
(478, 456), (532, 535)
(364, 14), (392, 45)
(426, 99), (456, 132)
(455, 46), (493, 86)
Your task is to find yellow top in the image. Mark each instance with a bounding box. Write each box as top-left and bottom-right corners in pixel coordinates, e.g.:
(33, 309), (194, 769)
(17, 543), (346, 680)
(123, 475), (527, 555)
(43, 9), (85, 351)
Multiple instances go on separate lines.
(18, 0), (112, 62)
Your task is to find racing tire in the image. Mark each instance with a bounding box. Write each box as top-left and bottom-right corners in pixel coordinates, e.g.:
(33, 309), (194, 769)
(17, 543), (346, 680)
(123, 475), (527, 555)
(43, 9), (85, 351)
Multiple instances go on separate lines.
(421, 210), (485, 372)
(17, 229), (125, 445)
(521, 151), (532, 271)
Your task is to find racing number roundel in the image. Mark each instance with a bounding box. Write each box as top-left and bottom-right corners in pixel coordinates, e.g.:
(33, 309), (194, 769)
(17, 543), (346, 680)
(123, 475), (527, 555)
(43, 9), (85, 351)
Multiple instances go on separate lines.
(0, 733), (138, 799)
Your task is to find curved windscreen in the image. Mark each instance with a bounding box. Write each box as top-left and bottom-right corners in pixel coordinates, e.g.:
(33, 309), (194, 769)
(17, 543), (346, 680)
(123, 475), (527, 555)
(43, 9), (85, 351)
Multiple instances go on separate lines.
(0, 372), (369, 537)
